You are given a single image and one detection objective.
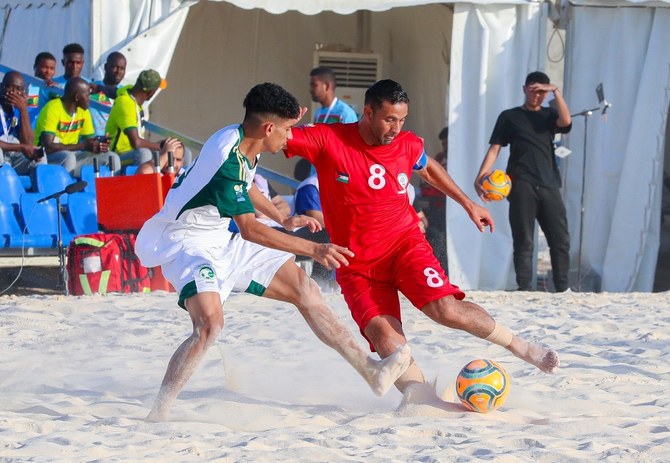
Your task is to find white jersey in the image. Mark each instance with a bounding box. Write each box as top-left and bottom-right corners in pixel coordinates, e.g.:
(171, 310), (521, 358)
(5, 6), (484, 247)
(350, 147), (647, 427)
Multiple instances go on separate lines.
(136, 124), (258, 268)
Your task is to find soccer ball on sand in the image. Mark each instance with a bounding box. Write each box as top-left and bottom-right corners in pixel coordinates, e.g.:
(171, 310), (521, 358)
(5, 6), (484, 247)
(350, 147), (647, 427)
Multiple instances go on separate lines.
(456, 359), (511, 413)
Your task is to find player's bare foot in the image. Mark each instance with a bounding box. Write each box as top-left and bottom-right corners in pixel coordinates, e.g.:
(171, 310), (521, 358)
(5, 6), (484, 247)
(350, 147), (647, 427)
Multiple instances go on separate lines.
(365, 344), (411, 396)
(508, 338), (560, 373)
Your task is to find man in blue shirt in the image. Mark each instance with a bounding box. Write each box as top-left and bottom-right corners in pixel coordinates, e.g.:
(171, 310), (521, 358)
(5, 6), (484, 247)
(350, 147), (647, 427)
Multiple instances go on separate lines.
(309, 67), (358, 124)
(0, 72), (43, 173)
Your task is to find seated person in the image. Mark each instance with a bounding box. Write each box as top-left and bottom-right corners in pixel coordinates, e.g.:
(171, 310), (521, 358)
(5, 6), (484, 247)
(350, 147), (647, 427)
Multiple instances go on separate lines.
(27, 51), (58, 127)
(90, 51), (127, 137)
(135, 137), (185, 175)
(34, 77), (121, 176)
(0, 72), (44, 173)
(105, 70), (192, 168)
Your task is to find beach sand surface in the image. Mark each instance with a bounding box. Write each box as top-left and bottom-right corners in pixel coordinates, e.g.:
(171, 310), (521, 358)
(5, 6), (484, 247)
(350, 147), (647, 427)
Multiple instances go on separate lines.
(1, 290), (669, 462)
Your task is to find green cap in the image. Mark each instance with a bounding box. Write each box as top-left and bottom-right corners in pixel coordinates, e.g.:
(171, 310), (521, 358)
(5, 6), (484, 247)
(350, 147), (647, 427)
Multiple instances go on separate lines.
(137, 69), (166, 91)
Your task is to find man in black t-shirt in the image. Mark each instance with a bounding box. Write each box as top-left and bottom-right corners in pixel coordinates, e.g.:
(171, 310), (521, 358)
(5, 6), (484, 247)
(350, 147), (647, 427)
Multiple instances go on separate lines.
(475, 71), (572, 292)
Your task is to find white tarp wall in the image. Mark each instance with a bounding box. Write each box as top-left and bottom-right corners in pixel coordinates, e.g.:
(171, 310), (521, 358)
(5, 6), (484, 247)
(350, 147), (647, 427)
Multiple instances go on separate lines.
(447, 2), (546, 290)
(562, 3), (670, 291)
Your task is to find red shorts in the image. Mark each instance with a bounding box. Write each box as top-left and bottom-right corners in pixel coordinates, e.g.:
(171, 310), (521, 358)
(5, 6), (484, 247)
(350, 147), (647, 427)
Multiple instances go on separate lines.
(337, 228), (465, 350)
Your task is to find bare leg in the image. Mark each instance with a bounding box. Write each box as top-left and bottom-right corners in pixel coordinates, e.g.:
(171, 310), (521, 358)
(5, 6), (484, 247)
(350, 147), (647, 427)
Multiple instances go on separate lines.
(146, 292), (223, 421)
(264, 261), (411, 396)
(422, 296), (560, 373)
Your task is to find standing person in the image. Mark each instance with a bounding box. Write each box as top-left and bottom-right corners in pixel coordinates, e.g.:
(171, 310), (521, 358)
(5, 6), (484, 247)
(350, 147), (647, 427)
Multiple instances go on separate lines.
(284, 79), (559, 396)
(475, 71), (572, 292)
(0, 72), (42, 172)
(34, 77), (120, 175)
(134, 83), (410, 421)
(309, 67), (358, 124)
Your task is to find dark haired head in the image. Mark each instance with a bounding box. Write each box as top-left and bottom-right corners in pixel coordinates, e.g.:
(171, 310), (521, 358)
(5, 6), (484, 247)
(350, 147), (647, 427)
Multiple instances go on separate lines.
(309, 67), (336, 86)
(243, 83), (300, 124)
(525, 71), (550, 86)
(62, 43), (85, 55)
(33, 51), (56, 68)
(438, 127), (449, 141)
(106, 51), (126, 64)
(364, 79), (409, 110)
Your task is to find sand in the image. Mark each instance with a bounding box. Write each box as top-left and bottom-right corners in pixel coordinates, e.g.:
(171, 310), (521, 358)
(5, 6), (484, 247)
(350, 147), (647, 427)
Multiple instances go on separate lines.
(1, 289), (669, 462)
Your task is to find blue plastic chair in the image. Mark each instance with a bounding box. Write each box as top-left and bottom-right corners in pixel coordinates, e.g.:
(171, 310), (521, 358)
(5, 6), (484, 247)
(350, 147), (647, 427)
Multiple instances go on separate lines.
(19, 192), (75, 247)
(80, 164), (111, 194)
(0, 165), (25, 211)
(124, 165), (139, 175)
(34, 164), (76, 204)
(0, 199), (22, 247)
(67, 192), (99, 235)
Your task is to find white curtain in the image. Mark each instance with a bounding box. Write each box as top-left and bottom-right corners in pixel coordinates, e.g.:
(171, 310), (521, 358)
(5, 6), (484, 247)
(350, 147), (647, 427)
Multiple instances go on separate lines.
(447, 2), (545, 290)
(563, 5), (670, 291)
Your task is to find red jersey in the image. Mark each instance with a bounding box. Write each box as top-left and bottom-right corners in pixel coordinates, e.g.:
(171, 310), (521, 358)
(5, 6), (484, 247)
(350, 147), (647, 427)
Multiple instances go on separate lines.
(285, 123), (424, 270)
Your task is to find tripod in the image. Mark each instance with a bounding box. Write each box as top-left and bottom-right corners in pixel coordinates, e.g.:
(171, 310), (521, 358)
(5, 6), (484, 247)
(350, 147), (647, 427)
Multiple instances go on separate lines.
(38, 180), (87, 295)
(571, 83), (611, 291)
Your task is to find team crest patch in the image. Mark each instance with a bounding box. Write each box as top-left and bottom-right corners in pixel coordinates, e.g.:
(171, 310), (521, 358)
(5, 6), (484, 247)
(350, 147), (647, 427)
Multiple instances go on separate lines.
(397, 173), (409, 194)
(336, 172), (349, 184)
(234, 184), (246, 202)
(194, 264), (217, 291)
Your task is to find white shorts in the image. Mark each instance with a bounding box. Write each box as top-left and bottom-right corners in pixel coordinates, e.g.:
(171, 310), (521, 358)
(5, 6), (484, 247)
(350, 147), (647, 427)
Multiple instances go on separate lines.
(161, 236), (293, 309)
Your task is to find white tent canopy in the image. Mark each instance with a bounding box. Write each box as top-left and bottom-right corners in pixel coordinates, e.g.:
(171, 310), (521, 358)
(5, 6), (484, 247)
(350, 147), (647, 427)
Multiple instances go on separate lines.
(0, 0), (668, 292)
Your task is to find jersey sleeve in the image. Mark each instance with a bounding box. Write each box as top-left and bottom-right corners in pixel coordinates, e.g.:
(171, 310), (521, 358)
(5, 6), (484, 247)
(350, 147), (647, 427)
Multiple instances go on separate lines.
(284, 125), (325, 164)
(488, 111), (511, 146)
(413, 149), (428, 170)
(35, 102), (58, 143)
(294, 185), (321, 215)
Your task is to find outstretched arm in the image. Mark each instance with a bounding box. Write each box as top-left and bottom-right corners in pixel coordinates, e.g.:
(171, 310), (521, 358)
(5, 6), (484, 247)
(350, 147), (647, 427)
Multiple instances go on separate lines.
(417, 157), (494, 233)
(474, 144), (502, 201)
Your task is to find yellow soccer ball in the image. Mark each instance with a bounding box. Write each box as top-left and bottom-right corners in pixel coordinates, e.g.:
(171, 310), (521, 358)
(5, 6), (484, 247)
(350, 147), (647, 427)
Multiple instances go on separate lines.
(480, 170), (512, 201)
(456, 359), (511, 413)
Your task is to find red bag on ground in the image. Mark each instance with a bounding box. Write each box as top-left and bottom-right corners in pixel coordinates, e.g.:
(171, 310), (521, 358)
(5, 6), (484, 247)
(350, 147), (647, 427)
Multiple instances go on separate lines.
(66, 233), (151, 295)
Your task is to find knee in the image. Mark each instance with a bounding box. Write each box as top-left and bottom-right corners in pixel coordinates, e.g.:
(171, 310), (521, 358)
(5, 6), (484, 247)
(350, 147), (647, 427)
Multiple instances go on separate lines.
(135, 148), (153, 166)
(423, 297), (462, 327)
(196, 314), (224, 347)
(292, 270), (322, 307)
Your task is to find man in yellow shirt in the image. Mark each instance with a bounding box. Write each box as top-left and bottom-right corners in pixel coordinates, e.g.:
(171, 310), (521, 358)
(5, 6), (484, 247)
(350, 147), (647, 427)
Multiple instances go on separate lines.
(34, 77), (120, 176)
(106, 70), (190, 168)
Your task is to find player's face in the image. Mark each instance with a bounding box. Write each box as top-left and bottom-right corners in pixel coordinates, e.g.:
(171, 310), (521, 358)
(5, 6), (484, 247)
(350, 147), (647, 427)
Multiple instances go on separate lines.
(35, 58), (56, 81)
(163, 146), (185, 174)
(309, 76), (327, 104)
(364, 101), (408, 146)
(63, 53), (84, 78)
(266, 118), (295, 153)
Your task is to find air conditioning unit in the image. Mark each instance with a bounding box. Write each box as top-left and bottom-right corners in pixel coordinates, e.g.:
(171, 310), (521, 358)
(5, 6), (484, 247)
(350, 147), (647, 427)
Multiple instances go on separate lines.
(313, 51), (382, 117)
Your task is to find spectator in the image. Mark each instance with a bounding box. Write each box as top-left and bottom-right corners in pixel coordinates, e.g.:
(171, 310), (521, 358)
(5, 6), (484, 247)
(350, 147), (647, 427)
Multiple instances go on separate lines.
(27, 51), (58, 127)
(0, 72), (43, 173)
(475, 71), (572, 292)
(105, 69), (179, 167)
(90, 51), (127, 136)
(34, 77), (120, 176)
(135, 137), (185, 175)
(309, 66), (358, 124)
(52, 43), (87, 86)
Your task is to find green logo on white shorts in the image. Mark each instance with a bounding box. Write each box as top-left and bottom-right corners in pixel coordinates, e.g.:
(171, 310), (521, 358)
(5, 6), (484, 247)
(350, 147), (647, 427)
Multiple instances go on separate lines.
(198, 266), (215, 280)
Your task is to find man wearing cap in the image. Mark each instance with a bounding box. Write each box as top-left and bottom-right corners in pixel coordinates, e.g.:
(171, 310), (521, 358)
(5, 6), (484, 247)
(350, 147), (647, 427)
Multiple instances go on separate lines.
(474, 71), (572, 292)
(105, 69), (171, 167)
